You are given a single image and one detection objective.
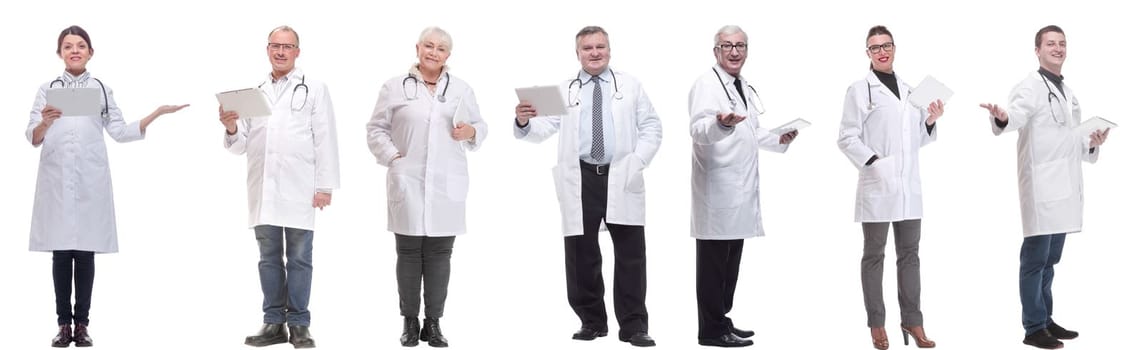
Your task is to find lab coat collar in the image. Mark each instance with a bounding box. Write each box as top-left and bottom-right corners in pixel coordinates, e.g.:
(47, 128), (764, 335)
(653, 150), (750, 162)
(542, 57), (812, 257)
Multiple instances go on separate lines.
(712, 65), (743, 88)
(268, 68), (303, 84)
(408, 63), (450, 82)
(578, 67), (614, 84)
(60, 70), (91, 84)
(864, 70), (909, 99)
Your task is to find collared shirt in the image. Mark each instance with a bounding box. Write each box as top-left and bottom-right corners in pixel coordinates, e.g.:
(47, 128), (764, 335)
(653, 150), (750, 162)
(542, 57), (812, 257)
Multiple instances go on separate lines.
(269, 69), (297, 105)
(577, 68), (615, 164)
(58, 70), (92, 87)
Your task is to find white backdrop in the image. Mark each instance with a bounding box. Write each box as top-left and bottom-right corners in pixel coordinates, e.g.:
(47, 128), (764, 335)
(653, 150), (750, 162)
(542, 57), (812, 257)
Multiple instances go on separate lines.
(2, 0), (1139, 349)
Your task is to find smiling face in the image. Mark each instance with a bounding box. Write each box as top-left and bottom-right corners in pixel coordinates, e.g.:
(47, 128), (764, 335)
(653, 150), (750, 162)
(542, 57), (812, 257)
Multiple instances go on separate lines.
(416, 34), (451, 75)
(715, 31), (748, 76)
(866, 34), (895, 73)
(1036, 31), (1066, 73)
(576, 32), (611, 76)
(266, 29), (300, 78)
(58, 34), (92, 75)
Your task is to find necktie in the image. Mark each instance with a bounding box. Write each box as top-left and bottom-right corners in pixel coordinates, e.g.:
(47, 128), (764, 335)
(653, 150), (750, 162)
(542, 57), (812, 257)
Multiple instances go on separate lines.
(733, 78), (747, 108)
(590, 75), (604, 162)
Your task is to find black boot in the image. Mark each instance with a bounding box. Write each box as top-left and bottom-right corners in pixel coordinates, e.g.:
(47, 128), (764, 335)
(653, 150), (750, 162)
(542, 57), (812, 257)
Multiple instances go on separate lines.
(288, 325), (316, 349)
(51, 324), (72, 348)
(244, 323), (288, 347)
(420, 317), (449, 347)
(73, 324), (93, 347)
(401, 317), (420, 347)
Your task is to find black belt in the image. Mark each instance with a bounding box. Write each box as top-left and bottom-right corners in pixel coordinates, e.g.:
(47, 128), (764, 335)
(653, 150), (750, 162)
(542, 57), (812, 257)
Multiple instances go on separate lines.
(580, 160), (609, 176)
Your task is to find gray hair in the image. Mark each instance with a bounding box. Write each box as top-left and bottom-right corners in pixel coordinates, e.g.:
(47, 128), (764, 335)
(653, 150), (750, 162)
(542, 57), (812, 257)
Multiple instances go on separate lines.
(713, 25), (747, 46)
(418, 26), (453, 52)
(575, 26), (609, 48)
(268, 25), (300, 47)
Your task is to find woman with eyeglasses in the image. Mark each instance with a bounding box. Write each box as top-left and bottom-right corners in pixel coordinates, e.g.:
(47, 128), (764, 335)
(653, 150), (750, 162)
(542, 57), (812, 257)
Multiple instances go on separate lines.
(837, 25), (944, 349)
(26, 25), (187, 348)
(366, 26), (487, 348)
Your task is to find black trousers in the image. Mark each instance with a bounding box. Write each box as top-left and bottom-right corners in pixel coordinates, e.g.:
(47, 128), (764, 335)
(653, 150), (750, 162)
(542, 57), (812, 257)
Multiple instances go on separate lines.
(395, 234), (456, 318)
(565, 161), (649, 338)
(696, 239), (744, 339)
(53, 250), (95, 326)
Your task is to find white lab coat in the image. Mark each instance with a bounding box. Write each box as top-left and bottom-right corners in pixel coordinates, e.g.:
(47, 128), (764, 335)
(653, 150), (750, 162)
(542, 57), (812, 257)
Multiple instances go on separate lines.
(26, 72), (144, 253)
(993, 72), (1097, 237)
(225, 69), (341, 231)
(689, 66), (789, 240)
(367, 67), (487, 236)
(838, 71), (937, 223)
(514, 68), (662, 236)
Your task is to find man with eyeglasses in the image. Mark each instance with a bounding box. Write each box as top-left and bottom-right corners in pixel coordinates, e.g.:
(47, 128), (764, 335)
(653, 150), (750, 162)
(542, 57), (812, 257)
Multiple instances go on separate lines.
(980, 25), (1109, 350)
(514, 25), (662, 347)
(219, 25), (341, 349)
(687, 25), (798, 348)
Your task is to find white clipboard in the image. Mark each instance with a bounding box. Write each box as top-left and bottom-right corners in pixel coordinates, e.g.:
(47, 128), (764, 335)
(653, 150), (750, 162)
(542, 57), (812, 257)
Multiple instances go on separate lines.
(907, 75), (954, 109)
(770, 118), (811, 135)
(452, 96), (469, 127)
(515, 85), (568, 116)
(46, 87), (102, 117)
(216, 88), (271, 118)
(1074, 116), (1117, 137)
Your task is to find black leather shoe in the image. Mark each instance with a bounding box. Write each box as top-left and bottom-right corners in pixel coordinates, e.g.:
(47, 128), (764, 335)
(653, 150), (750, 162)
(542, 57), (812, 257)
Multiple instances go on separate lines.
(572, 327), (608, 340)
(419, 317), (449, 347)
(51, 325), (72, 348)
(244, 323), (288, 347)
(72, 324), (93, 347)
(620, 332), (656, 347)
(699, 333), (754, 347)
(731, 326), (755, 339)
(401, 317), (420, 347)
(1047, 321), (1078, 340)
(288, 325), (316, 349)
(1023, 329), (1063, 349)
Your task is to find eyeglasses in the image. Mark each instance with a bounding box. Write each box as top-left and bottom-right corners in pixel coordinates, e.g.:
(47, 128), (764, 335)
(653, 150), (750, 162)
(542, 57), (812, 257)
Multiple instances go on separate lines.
(867, 42), (895, 54)
(267, 43), (298, 51)
(718, 42), (748, 53)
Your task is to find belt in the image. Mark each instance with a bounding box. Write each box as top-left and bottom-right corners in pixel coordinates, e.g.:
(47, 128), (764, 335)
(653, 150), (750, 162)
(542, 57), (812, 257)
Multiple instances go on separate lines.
(580, 160), (609, 176)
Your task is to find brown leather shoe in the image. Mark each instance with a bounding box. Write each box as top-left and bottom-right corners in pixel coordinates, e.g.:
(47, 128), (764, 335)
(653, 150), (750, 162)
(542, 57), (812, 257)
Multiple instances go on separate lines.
(870, 327), (889, 350)
(51, 325), (72, 348)
(73, 324), (93, 347)
(901, 325), (935, 348)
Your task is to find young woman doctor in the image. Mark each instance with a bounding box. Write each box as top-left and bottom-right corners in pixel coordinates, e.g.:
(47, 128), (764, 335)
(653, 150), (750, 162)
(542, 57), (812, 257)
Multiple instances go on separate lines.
(25, 25), (187, 348)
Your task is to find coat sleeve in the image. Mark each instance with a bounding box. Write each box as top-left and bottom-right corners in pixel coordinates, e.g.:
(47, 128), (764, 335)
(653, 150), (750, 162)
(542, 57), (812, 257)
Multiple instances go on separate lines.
(224, 117), (249, 154)
(26, 85), (47, 146)
(101, 85), (145, 143)
(688, 77), (734, 146)
(366, 82), (401, 167)
(312, 82), (341, 191)
(514, 111), (560, 143)
(994, 83), (1036, 135)
(461, 85), (487, 151)
(918, 108), (937, 147)
(838, 84), (876, 169)
(631, 82), (663, 166)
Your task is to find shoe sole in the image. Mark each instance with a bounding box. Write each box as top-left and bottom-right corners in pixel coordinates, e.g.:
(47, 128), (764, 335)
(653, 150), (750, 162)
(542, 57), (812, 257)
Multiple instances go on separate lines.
(698, 339), (754, 347)
(245, 336), (289, 347)
(1022, 340), (1064, 349)
(620, 338), (657, 347)
(572, 332), (607, 341)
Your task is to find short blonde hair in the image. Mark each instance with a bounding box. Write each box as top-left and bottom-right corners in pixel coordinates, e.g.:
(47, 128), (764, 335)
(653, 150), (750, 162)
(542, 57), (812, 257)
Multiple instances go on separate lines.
(418, 26), (452, 52)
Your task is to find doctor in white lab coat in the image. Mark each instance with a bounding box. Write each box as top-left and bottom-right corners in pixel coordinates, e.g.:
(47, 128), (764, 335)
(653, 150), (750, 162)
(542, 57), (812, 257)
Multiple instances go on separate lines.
(979, 25), (1108, 350)
(514, 26), (662, 347)
(366, 26), (486, 348)
(26, 25), (187, 347)
(688, 25), (798, 348)
(219, 26), (339, 349)
(836, 26), (943, 350)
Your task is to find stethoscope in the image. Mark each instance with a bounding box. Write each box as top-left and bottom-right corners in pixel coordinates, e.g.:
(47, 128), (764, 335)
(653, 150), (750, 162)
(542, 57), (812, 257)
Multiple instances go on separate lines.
(1039, 73), (1070, 125)
(711, 67), (762, 112)
(567, 68), (622, 107)
(50, 77), (109, 119)
(402, 72), (450, 102)
(864, 77), (911, 111)
(258, 75), (309, 111)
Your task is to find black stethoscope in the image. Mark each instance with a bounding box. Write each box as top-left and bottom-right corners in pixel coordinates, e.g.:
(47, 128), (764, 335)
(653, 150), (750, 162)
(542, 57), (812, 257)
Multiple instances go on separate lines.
(50, 76), (109, 119)
(711, 67), (761, 112)
(1039, 73), (1069, 125)
(568, 68), (622, 107)
(258, 75), (309, 111)
(403, 72), (450, 102)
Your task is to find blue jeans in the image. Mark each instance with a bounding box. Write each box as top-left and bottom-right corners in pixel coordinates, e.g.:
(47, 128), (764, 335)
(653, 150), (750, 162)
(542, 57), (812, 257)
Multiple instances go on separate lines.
(254, 225), (314, 326)
(1019, 233), (1066, 335)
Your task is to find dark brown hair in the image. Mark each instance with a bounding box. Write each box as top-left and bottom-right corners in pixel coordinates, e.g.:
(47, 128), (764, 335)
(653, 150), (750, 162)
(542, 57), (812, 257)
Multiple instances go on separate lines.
(1035, 25), (1064, 48)
(56, 25), (92, 55)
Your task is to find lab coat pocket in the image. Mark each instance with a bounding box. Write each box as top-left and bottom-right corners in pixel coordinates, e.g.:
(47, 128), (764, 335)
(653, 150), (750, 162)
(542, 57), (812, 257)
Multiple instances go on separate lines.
(624, 155), (646, 193)
(446, 163), (469, 202)
(705, 166), (745, 209)
(859, 156), (898, 196)
(1033, 158), (1072, 202)
(387, 163), (409, 205)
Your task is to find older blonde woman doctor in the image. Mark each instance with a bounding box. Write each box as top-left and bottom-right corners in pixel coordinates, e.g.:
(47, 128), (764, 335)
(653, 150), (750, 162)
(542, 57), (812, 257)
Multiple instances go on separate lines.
(367, 26), (487, 348)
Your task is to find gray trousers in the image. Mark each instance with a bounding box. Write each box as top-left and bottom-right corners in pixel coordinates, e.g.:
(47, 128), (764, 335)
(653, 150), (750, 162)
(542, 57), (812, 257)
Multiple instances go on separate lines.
(861, 219), (923, 327)
(395, 233), (456, 318)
